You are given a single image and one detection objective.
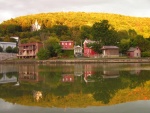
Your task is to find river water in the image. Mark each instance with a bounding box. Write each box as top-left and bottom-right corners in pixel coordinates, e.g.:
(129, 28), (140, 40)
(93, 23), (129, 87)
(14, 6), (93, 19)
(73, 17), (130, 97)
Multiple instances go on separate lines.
(0, 63), (150, 113)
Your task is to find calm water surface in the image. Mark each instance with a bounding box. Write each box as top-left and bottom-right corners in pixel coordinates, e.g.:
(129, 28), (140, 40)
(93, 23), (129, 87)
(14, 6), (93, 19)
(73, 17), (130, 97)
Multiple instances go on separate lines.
(0, 63), (150, 113)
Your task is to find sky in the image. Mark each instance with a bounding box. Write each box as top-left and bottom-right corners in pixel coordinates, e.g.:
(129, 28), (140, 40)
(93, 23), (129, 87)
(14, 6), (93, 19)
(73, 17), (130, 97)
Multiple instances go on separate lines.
(0, 0), (150, 23)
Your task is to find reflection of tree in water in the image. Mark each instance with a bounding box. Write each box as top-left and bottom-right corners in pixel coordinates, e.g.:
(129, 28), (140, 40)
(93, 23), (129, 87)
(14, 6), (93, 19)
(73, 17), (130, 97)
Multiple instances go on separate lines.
(6, 72), (18, 78)
(93, 90), (111, 104)
(1, 65), (150, 107)
(120, 70), (150, 89)
(84, 70), (150, 104)
(52, 84), (70, 96)
(92, 76), (121, 104)
(0, 73), (3, 79)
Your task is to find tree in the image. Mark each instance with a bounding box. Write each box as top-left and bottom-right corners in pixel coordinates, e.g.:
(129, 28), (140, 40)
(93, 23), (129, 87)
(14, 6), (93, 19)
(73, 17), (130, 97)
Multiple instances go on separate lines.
(0, 46), (3, 52)
(90, 20), (119, 53)
(44, 37), (62, 57)
(80, 25), (92, 40)
(37, 48), (50, 60)
(87, 42), (102, 53)
(128, 29), (137, 39)
(119, 39), (130, 54)
(51, 25), (69, 37)
(20, 38), (29, 44)
(5, 46), (13, 53)
(92, 20), (119, 45)
(12, 47), (18, 53)
(28, 37), (41, 43)
(6, 24), (22, 34)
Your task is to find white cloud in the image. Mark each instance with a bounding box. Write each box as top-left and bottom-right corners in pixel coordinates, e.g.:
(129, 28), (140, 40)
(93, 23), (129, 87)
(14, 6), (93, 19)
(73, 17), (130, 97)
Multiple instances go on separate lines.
(0, 0), (150, 23)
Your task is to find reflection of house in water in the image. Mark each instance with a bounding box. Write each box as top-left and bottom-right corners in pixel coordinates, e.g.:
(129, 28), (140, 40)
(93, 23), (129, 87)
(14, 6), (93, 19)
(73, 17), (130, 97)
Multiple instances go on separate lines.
(0, 73), (17, 84)
(130, 70), (141, 75)
(102, 64), (120, 79)
(19, 65), (42, 82)
(74, 64), (83, 77)
(62, 74), (74, 82)
(84, 64), (95, 83)
(0, 65), (18, 84)
(102, 70), (120, 79)
(129, 63), (141, 75)
(0, 64), (18, 73)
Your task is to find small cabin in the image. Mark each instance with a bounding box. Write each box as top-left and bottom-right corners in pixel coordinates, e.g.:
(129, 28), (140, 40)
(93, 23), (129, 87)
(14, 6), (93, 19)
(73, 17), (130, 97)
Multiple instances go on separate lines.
(127, 47), (141, 58)
(74, 45), (83, 57)
(101, 46), (119, 57)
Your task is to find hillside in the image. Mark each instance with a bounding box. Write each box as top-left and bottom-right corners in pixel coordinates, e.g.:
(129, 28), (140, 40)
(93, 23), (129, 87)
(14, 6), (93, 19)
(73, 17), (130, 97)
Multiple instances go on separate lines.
(1, 12), (150, 38)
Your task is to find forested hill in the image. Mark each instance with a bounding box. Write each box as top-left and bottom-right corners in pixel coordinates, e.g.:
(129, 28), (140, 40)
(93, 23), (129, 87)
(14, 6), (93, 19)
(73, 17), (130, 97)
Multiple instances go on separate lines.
(1, 12), (150, 38)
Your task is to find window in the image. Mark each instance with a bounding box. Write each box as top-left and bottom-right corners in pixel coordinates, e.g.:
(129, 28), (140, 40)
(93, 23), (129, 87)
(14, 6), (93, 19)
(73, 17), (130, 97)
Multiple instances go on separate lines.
(69, 43), (71, 45)
(62, 43), (64, 45)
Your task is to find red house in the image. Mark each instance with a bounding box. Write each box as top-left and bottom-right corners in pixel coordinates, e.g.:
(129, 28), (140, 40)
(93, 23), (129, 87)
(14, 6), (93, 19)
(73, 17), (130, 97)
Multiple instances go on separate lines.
(17, 42), (43, 59)
(60, 41), (74, 50)
(83, 39), (98, 57)
(127, 47), (141, 58)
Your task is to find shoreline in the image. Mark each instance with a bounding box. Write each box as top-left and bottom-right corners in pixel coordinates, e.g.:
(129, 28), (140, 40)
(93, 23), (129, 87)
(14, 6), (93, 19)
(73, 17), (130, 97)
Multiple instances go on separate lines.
(0, 58), (150, 64)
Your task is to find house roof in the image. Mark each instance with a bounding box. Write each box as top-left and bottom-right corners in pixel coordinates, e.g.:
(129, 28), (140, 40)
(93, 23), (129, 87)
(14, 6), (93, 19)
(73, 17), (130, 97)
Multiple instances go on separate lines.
(0, 42), (16, 45)
(101, 46), (119, 50)
(83, 39), (96, 44)
(127, 47), (140, 52)
(60, 40), (74, 43)
(74, 45), (83, 49)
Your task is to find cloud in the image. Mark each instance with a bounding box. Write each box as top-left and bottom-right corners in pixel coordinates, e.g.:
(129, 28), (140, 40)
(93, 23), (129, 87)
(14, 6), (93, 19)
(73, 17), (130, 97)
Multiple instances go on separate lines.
(0, 0), (150, 23)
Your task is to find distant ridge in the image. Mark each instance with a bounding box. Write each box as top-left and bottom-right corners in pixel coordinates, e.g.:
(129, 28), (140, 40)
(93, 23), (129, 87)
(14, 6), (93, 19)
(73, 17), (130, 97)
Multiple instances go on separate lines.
(1, 12), (150, 38)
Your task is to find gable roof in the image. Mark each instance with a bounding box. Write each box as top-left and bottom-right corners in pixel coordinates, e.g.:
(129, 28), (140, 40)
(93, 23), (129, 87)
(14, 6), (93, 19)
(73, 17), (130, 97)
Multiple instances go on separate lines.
(83, 39), (96, 44)
(127, 47), (140, 52)
(101, 46), (119, 50)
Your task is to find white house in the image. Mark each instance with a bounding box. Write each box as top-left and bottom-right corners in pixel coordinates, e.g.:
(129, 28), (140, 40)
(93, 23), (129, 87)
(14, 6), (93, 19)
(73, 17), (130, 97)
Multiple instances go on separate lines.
(31, 20), (41, 31)
(0, 42), (16, 52)
(74, 45), (83, 57)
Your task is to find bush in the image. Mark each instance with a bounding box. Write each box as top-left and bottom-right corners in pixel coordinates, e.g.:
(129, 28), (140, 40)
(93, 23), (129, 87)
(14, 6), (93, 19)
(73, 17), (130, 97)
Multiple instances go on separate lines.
(37, 48), (50, 60)
(62, 50), (74, 57)
(12, 47), (18, 53)
(0, 46), (3, 52)
(5, 46), (13, 53)
(141, 51), (150, 57)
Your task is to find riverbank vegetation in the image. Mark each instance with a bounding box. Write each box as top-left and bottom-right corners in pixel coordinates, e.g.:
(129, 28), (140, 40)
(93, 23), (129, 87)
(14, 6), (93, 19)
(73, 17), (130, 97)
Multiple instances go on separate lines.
(0, 12), (150, 59)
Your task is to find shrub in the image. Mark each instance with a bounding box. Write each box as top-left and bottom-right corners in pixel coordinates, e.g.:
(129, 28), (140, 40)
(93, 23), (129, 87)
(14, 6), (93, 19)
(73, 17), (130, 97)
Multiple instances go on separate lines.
(141, 51), (150, 57)
(12, 47), (18, 53)
(0, 46), (3, 52)
(37, 48), (50, 60)
(5, 46), (13, 53)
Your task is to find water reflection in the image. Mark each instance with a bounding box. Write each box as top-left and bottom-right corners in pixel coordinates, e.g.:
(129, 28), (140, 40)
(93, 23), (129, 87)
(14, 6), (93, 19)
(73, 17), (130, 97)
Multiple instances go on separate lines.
(33, 90), (43, 102)
(0, 64), (18, 85)
(102, 63), (120, 79)
(0, 63), (150, 111)
(18, 65), (43, 83)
